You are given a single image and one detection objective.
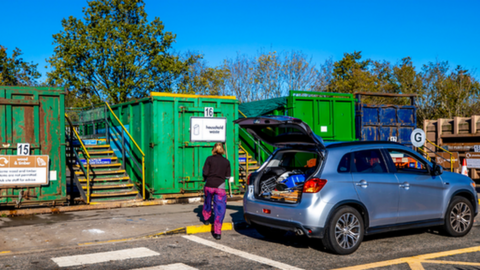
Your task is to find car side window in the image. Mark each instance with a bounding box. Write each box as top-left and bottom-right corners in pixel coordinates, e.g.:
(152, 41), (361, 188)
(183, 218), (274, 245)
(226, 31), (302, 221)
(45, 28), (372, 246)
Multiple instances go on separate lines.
(386, 149), (428, 174)
(337, 153), (351, 173)
(352, 150), (387, 173)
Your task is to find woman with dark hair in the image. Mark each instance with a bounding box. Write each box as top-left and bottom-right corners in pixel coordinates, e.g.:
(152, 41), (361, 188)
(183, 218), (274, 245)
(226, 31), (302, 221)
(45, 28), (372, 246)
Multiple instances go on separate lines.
(202, 142), (231, 240)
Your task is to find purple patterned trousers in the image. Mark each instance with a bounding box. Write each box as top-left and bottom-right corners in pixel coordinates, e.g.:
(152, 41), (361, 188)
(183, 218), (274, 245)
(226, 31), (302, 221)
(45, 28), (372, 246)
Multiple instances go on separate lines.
(203, 186), (227, 235)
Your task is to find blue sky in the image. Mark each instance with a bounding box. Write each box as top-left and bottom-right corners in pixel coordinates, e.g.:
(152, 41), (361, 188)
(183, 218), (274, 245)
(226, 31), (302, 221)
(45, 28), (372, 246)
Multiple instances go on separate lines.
(1, 0), (479, 81)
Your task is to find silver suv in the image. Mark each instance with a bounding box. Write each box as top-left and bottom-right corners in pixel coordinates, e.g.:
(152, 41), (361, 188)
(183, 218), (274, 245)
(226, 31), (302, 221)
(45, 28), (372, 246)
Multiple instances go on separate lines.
(235, 116), (478, 255)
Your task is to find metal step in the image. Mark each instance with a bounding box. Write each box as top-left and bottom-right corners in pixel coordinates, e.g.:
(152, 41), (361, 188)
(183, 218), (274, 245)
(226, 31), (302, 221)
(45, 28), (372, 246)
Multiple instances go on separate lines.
(81, 184), (134, 190)
(90, 191), (139, 197)
(239, 161), (257, 165)
(73, 163), (122, 169)
(79, 150), (114, 155)
(75, 169), (126, 175)
(82, 144), (111, 149)
(78, 176), (130, 182)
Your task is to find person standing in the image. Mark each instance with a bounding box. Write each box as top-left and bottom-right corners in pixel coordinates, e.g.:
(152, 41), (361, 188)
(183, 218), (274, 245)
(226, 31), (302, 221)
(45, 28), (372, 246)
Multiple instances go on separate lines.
(202, 142), (231, 240)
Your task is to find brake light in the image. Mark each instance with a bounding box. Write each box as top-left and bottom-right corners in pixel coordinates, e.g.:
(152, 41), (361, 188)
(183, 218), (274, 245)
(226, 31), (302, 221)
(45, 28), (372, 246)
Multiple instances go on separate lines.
(263, 209), (271, 214)
(303, 178), (327, 193)
(247, 173), (252, 185)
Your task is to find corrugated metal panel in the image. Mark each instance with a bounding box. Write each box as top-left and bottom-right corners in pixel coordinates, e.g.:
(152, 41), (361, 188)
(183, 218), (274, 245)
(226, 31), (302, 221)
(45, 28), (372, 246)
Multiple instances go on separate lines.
(108, 93), (240, 197)
(356, 92), (417, 147)
(0, 86), (66, 206)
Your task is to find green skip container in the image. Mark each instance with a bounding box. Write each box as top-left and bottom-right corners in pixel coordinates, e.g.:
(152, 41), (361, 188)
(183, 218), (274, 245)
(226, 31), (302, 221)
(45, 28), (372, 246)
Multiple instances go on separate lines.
(0, 86), (67, 207)
(238, 90), (356, 163)
(108, 92), (240, 198)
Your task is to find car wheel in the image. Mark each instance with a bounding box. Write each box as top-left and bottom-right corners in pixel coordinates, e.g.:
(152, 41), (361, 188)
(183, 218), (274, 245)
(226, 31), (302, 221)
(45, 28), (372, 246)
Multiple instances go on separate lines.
(442, 196), (473, 237)
(322, 206), (364, 255)
(253, 224), (286, 239)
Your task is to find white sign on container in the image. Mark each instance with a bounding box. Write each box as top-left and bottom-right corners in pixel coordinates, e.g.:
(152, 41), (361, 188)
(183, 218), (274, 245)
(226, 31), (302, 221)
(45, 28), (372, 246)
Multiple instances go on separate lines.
(190, 117), (226, 142)
(17, 143), (30, 156)
(0, 155), (49, 185)
(204, 107), (214, 117)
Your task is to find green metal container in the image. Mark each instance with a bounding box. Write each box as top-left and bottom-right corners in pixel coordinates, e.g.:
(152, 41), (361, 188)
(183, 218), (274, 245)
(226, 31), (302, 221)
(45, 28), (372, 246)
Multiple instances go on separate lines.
(238, 91), (356, 163)
(108, 92), (240, 198)
(0, 86), (67, 206)
(285, 91), (356, 141)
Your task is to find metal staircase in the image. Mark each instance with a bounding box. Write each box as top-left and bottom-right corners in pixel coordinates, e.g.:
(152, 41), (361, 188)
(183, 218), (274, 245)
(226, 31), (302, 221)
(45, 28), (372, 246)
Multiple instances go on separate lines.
(65, 104), (147, 204)
(72, 142), (140, 202)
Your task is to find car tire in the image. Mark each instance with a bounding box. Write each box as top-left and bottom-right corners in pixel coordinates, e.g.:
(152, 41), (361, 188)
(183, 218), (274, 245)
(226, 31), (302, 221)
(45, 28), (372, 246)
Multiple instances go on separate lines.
(322, 206), (364, 255)
(253, 224), (287, 239)
(442, 196), (474, 237)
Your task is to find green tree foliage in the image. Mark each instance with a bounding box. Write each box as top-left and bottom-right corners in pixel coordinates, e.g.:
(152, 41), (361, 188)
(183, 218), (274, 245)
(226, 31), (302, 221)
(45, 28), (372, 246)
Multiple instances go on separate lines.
(47, 0), (194, 106)
(0, 46), (41, 86)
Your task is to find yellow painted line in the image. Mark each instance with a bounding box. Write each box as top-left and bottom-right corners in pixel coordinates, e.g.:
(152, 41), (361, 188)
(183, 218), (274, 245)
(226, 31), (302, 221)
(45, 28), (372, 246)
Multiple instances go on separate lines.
(422, 260), (480, 266)
(407, 261), (424, 270)
(151, 92), (237, 100)
(332, 245), (480, 270)
(0, 251), (11, 255)
(186, 223), (233, 234)
(78, 237), (135, 246)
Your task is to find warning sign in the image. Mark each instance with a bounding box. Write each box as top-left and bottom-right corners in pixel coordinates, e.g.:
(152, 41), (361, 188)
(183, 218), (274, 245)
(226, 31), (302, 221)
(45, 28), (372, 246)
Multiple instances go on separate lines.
(465, 152), (480, 169)
(0, 155), (49, 185)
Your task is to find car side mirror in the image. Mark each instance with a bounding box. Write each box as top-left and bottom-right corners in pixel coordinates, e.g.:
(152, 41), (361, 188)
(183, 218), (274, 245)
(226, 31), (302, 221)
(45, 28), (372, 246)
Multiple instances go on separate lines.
(432, 163), (444, 176)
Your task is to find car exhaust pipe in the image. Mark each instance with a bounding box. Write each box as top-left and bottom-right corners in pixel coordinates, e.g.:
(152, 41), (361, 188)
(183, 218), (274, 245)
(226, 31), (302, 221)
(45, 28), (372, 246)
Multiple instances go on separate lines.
(294, 228), (304, 236)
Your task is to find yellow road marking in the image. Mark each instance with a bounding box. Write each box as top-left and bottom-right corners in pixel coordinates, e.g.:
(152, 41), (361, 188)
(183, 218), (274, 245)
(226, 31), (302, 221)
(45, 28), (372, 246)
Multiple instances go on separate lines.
(0, 251), (11, 254)
(422, 260), (480, 266)
(186, 223), (233, 234)
(407, 261), (424, 270)
(332, 245), (480, 270)
(78, 237), (135, 246)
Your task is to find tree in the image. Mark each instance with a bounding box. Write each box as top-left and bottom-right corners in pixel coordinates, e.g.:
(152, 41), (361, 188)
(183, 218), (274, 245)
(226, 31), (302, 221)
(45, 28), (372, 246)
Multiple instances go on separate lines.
(47, 0), (195, 105)
(177, 51), (229, 96)
(223, 50), (322, 102)
(0, 45), (41, 86)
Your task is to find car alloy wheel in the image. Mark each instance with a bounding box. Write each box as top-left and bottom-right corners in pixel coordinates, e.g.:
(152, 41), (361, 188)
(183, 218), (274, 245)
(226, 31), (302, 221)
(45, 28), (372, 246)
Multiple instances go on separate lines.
(322, 206), (364, 255)
(335, 213), (361, 249)
(449, 202), (472, 233)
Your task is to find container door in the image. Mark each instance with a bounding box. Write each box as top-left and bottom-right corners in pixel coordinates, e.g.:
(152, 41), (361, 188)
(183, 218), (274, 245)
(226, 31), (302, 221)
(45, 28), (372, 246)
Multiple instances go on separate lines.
(0, 87), (66, 205)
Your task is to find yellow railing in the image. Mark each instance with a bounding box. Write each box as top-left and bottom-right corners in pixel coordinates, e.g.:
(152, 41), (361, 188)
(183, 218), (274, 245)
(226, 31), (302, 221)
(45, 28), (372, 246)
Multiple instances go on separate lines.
(425, 139), (454, 172)
(65, 114), (92, 203)
(105, 102), (146, 200)
(238, 110), (247, 118)
(239, 144), (249, 183)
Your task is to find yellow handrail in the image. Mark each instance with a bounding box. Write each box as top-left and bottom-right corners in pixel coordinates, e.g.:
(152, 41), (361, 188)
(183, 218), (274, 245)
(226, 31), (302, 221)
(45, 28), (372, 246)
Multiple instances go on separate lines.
(239, 144), (249, 183)
(426, 139), (454, 172)
(418, 147), (431, 162)
(65, 114), (92, 203)
(105, 102), (146, 200)
(238, 110), (247, 118)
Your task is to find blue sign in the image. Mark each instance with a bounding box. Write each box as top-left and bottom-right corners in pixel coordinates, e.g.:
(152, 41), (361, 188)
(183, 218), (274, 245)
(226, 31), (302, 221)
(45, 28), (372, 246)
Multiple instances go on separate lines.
(98, 125), (130, 158)
(239, 157), (246, 163)
(77, 158), (112, 165)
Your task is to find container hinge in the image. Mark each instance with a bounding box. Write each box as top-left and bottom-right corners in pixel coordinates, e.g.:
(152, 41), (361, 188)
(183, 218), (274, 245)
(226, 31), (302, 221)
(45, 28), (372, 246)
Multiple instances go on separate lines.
(149, 143), (157, 148)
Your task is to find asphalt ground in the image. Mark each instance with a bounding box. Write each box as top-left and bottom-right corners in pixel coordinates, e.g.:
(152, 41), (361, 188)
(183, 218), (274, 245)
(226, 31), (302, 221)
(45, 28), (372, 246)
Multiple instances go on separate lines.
(0, 224), (479, 269)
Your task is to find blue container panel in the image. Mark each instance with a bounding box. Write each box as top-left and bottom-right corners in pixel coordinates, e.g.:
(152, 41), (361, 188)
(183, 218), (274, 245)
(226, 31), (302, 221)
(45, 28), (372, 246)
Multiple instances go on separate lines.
(397, 107), (415, 126)
(379, 107), (397, 126)
(357, 104), (416, 146)
(363, 107), (379, 125)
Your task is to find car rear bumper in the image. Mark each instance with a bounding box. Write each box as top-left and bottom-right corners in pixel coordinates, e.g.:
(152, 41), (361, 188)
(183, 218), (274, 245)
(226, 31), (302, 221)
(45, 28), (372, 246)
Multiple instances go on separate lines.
(245, 213), (325, 239)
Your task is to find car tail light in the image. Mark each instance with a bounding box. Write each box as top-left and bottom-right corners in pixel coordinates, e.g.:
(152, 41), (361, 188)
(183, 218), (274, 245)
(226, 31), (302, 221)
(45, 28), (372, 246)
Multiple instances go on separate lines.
(263, 209), (271, 214)
(303, 178), (327, 193)
(247, 173), (252, 185)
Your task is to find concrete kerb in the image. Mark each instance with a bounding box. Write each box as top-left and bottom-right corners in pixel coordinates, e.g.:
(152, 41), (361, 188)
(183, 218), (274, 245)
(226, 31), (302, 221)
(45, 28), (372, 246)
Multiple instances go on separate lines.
(0, 195), (244, 217)
(77, 221), (251, 247)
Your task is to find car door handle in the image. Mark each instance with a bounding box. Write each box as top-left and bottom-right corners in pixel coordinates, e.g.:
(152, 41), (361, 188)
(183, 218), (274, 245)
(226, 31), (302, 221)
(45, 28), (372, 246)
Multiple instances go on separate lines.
(356, 180), (368, 188)
(399, 182), (410, 190)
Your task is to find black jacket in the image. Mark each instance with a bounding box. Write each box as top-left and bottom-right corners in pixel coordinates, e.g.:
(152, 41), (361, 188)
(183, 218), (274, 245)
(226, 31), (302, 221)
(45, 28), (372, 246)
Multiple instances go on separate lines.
(203, 155), (231, 188)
